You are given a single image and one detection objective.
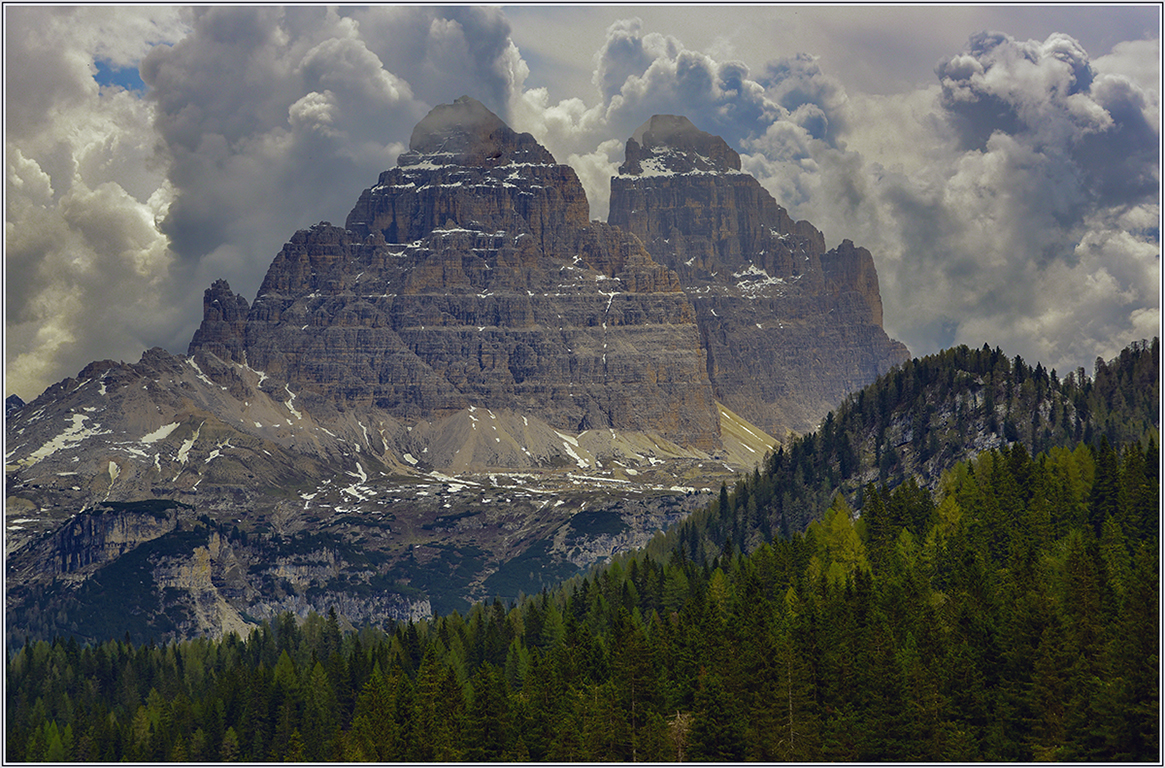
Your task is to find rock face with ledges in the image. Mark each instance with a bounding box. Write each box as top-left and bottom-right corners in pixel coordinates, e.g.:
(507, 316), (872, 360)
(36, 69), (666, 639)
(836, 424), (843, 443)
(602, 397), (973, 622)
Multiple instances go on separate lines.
(610, 114), (909, 437)
(195, 97), (720, 449)
(187, 279), (250, 365)
(346, 95), (589, 259)
(4, 97), (914, 646)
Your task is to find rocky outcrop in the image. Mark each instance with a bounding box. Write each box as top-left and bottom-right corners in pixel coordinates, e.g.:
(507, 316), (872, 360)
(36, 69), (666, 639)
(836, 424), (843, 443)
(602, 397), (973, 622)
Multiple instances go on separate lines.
(619, 114), (742, 176)
(6, 394), (25, 418)
(45, 506), (179, 578)
(610, 114), (909, 437)
(187, 280), (250, 364)
(194, 97), (720, 449)
(346, 95), (589, 261)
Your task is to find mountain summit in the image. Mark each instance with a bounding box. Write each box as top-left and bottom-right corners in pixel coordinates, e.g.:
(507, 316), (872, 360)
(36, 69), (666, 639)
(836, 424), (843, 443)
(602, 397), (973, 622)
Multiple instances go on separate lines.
(6, 98), (908, 643)
(204, 97), (720, 447)
(610, 116), (909, 437)
(403, 94), (554, 167)
(620, 114), (742, 175)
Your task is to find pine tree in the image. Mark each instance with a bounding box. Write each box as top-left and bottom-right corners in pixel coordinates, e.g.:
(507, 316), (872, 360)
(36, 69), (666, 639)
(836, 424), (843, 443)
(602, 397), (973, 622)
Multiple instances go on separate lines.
(466, 663), (511, 760)
(688, 672), (745, 760)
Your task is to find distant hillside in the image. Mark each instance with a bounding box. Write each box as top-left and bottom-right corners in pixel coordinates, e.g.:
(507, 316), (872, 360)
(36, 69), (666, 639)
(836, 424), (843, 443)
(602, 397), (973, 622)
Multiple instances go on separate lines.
(653, 338), (1159, 560)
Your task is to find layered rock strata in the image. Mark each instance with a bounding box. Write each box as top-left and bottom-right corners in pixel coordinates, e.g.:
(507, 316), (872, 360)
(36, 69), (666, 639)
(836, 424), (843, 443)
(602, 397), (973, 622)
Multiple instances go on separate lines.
(609, 114), (909, 436)
(191, 97), (720, 449)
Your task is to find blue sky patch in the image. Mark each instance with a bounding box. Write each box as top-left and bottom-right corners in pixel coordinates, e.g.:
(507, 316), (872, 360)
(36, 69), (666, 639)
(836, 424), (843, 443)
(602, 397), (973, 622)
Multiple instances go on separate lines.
(94, 59), (145, 92)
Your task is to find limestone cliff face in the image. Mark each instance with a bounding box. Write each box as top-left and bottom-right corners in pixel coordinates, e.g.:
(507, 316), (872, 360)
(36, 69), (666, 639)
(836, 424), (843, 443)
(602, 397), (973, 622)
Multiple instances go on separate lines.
(44, 508), (179, 578)
(192, 97), (719, 449)
(187, 280), (250, 365)
(346, 97), (588, 258)
(610, 114), (909, 437)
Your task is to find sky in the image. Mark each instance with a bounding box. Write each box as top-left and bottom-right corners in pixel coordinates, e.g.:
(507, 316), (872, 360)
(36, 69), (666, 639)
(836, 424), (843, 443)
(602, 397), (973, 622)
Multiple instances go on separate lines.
(4, 4), (1161, 402)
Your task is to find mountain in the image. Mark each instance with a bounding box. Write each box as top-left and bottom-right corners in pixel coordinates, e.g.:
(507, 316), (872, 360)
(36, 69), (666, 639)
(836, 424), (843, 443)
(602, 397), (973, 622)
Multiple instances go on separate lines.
(651, 338), (1159, 559)
(609, 114), (909, 438)
(197, 97), (720, 447)
(5, 394), (25, 418)
(5, 97), (907, 645)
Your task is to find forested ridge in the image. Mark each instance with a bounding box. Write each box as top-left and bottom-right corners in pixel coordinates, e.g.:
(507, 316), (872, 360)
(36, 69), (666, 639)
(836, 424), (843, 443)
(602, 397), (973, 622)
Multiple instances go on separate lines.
(6, 341), (1159, 762)
(655, 338), (1159, 560)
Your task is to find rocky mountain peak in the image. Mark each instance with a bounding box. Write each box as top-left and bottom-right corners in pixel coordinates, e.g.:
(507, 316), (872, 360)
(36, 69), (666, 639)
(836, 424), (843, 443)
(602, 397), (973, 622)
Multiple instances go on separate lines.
(398, 95), (554, 169)
(609, 113), (908, 437)
(346, 98), (587, 248)
(5, 393), (25, 418)
(190, 97), (721, 449)
(619, 114), (741, 175)
(186, 279), (249, 364)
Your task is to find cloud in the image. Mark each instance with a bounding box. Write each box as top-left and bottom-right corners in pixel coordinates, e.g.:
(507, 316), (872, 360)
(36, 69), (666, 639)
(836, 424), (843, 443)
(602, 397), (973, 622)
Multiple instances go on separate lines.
(141, 7), (414, 267)
(341, 6), (525, 116)
(513, 17), (1158, 376)
(779, 30), (1160, 376)
(4, 7), (187, 401)
(759, 53), (849, 145)
(5, 9), (1158, 402)
(933, 29), (1158, 211)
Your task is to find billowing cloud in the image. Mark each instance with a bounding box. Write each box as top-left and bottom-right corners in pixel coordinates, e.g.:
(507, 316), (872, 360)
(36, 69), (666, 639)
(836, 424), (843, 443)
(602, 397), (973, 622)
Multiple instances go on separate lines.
(141, 7), (419, 276)
(934, 30), (1157, 209)
(514, 19), (1157, 378)
(5, 8), (1158, 403)
(772, 30), (1160, 376)
(343, 6), (525, 116)
(5, 7), (187, 401)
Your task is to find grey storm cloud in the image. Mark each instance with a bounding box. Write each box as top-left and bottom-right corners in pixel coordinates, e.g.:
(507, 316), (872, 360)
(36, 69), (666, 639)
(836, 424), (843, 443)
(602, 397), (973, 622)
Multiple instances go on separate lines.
(935, 30), (1159, 211)
(141, 7), (418, 266)
(342, 5), (521, 116)
(760, 53), (849, 145)
(868, 31), (1159, 372)
(593, 22), (777, 150)
(590, 17), (685, 103)
(5, 8), (1159, 403)
(924, 29), (1160, 281)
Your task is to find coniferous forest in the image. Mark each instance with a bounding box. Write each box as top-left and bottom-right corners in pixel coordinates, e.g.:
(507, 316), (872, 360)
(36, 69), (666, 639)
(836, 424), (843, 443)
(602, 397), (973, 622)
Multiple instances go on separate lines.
(6, 341), (1160, 762)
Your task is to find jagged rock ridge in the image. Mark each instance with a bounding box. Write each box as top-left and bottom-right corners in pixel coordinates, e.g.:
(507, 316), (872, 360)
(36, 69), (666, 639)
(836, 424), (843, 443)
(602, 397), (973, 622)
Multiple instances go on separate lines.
(6, 98), (909, 645)
(610, 114), (909, 437)
(197, 96), (720, 449)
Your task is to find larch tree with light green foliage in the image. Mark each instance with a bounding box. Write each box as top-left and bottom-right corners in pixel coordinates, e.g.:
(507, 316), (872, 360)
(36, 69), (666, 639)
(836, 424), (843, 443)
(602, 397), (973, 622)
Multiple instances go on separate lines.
(807, 494), (870, 585)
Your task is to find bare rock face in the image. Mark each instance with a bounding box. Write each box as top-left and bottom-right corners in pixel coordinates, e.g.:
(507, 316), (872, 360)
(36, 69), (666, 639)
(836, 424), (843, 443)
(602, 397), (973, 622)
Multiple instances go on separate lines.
(187, 279), (250, 364)
(610, 114), (909, 437)
(619, 114), (742, 175)
(195, 97), (720, 449)
(346, 95), (589, 259)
